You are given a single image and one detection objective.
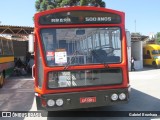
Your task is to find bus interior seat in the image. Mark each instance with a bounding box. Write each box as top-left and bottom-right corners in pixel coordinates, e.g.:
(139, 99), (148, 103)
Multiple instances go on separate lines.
(91, 49), (120, 63)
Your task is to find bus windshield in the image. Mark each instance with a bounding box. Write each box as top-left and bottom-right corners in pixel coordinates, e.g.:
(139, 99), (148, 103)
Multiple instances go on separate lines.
(41, 27), (121, 66)
(152, 50), (160, 55)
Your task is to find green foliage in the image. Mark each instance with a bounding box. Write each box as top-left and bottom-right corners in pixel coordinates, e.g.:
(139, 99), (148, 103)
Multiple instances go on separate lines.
(80, 0), (87, 6)
(40, 0), (47, 11)
(131, 32), (141, 36)
(157, 38), (160, 43)
(156, 32), (160, 38)
(35, 0), (106, 12)
(156, 32), (160, 44)
(35, 0), (40, 10)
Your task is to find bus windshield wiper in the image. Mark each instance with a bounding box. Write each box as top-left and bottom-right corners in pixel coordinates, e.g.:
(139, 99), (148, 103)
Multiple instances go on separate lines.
(64, 50), (79, 70)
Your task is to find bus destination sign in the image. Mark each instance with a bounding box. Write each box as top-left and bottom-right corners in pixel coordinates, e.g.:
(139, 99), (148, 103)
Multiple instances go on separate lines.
(39, 10), (121, 25)
(85, 17), (112, 22)
(50, 17), (112, 23)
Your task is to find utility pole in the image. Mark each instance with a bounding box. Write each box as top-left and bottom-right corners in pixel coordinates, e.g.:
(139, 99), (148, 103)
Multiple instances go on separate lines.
(135, 20), (136, 33)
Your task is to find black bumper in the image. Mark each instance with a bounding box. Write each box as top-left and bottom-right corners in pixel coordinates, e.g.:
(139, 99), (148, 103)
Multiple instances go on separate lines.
(36, 88), (130, 111)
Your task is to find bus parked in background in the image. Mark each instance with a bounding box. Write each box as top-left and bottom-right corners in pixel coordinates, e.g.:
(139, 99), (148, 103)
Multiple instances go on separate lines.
(30, 6), (130, 111)
(143, 44), (160, 68)
(0, 37), (14, 88)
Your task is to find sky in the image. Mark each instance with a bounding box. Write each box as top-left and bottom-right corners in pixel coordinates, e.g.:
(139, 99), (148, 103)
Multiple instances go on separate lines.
(0, 0), (160, 36)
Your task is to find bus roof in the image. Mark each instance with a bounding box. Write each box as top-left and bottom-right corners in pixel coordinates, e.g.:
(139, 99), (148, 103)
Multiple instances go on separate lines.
(35, 6), (124, 16)
(35, 6), (125, 27)
(144, 44), (160, 49)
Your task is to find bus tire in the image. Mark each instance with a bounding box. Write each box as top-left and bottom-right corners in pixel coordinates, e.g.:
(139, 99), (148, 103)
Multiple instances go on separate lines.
(36, 96), (44, 110)
(152, 61), (157, 69)
(0, 72), (4, 88)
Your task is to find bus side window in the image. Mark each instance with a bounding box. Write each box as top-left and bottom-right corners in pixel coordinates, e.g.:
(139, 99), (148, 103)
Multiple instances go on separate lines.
(144, 50), (151, 59)
(0, 48), (2, 55)
(2, 40), (10, 55)
(8, 40), (13, 55)
(0, 39), (2, 55)
(147, 50), (150, 55)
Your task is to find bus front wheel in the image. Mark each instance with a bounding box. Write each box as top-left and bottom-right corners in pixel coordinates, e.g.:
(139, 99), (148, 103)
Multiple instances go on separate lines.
(152, 61), (158, 69)
(0, 72), (4, 88)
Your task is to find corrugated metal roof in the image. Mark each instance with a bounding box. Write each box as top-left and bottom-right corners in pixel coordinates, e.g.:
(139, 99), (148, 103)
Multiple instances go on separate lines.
(0, 25), (34, 35)
(0, 25), (33, 28)
(131, 35), (149, 41)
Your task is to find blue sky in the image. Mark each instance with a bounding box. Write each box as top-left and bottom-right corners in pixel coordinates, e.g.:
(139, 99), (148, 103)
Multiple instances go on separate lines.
(0, 0), (160, 36)
(105, 0), (160, 36)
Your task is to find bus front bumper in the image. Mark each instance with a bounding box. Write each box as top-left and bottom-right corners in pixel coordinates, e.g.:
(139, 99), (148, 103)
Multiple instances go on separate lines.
(36, 88), (130, 111)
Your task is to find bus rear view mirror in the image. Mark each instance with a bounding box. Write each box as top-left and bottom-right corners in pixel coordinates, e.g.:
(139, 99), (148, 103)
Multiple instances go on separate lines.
(28, 34), (34, 53)
(76, 29), (85, 35)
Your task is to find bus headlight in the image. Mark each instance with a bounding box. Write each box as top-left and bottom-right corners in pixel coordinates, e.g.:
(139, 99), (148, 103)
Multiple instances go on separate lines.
(111, 93), (118, 101)
(119, 93), (126, 100)
(56, 99), (64, 106)
(47, 99), (55, 107)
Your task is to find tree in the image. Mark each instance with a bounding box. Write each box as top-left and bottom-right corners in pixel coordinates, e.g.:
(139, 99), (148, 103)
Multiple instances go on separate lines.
(35, 0), (106, 12)
(156, 32), (160, 44)
(131, 32), (141, 37)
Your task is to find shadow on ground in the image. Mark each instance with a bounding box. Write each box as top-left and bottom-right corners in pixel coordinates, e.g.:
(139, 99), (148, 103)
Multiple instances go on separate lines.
(47, 88), (160, 120)
(133, 66), (160, 72)
(0, 76), (34, 120)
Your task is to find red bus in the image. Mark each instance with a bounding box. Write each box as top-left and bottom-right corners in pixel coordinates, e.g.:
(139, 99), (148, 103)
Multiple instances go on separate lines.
(30, 6), (130, 111)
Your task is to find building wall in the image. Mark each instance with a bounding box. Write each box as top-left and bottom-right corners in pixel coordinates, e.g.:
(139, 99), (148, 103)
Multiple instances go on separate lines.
(131, 41), (143, 70)
(13, 40), (28, 61)
(126, 31), (131, 71)
(127, 47), (131, 70)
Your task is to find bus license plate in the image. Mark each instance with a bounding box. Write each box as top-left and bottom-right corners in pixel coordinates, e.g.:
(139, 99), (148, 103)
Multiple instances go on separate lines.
(80, 97), (96, 103)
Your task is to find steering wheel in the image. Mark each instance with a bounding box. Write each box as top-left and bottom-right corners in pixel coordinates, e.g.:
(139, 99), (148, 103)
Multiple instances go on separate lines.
(102, 46), (114, 55)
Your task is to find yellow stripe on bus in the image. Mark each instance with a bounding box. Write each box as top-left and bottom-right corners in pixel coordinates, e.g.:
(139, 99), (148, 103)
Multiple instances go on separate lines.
(0, 56), (14, 63)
